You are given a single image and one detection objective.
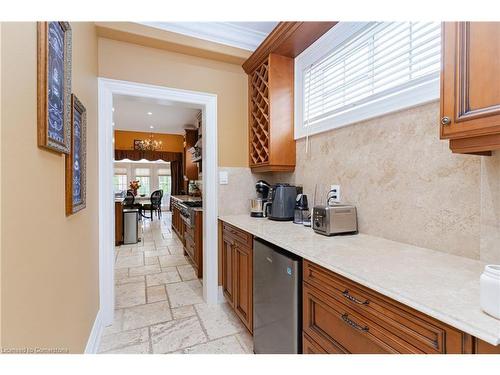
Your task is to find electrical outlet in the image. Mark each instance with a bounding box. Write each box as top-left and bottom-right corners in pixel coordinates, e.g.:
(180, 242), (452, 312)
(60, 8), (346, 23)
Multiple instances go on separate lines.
(330, 184), (341, 203)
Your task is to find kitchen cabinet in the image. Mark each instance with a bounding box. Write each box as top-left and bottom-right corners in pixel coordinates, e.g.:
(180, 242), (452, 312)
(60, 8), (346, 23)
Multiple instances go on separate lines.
(441, 22), (500, 154)
(247, 54), (295, 172)
(221, 221), (253, 333)
(170, 198), (184, 243)
(302, 260), (468, 354)
(115, 200), (124, 246)
(243, 22), (336, 173)
(183, 129), (199, 190)
(184, 209), (203, 279)
(474, 339), (500, 354)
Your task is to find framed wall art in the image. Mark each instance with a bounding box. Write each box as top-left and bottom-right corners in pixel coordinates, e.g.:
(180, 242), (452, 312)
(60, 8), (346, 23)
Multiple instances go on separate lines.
(65, 95), (87, 216)
(37, 21), (72, 154)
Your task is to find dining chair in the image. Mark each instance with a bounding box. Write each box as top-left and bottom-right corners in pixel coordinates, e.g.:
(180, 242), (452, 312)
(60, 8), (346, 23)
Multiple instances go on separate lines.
(143, 190), (162, 221)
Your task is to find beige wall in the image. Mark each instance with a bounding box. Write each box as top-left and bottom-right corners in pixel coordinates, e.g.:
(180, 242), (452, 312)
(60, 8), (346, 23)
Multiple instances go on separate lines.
(98, 37), (248, 168)
(1, 22), (98, 353)
(114, 130), (184, 152)
(284, 102), (483, 259)
(480, 153), (500, 264)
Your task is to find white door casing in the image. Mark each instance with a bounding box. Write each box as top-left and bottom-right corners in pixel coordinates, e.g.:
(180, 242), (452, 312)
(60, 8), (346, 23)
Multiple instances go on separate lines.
(98, 78), (219, 327)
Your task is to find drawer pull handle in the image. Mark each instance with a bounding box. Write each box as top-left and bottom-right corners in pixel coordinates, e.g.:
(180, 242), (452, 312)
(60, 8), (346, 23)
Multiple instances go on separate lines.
(342, 289), (369, 305)
(341, 313), (369, 333)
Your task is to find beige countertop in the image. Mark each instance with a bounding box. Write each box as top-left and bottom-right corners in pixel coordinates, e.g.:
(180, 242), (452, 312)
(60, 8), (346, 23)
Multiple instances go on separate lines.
(219, 214), (500, 346)
(171, 195), (202, 203)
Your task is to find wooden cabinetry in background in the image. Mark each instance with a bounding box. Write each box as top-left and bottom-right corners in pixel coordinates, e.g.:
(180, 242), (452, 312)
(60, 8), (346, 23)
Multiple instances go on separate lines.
(183, 210), (203, 278)
(441, 22), (500, 154)
(170, 198), (184, 244)
(220, 221), (253, 333)
(183, 129), (198, 191)
(115, 200), (124, 246)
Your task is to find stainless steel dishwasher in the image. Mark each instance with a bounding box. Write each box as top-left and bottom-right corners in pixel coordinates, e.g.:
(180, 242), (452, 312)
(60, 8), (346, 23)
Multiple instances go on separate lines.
(253, 237), (302, 354)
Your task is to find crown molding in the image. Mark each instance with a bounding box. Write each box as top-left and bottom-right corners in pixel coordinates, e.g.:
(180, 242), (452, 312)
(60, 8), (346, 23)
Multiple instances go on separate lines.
(140, 22), (273, 51)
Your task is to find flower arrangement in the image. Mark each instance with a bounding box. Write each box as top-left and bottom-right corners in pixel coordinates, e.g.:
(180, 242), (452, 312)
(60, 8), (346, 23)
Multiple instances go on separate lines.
(129, 180), (141, 196)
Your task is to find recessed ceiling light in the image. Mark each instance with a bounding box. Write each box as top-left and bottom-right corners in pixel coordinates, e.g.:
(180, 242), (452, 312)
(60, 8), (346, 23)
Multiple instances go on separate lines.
(147, 112), (152, 116)
(112, 122), (115, 127)
(112, 107), (115, 112)
(150, 125), (154, 129)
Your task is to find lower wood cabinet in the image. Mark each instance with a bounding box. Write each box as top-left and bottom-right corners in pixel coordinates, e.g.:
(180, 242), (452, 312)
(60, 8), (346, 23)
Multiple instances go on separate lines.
(183, 210), (203, 279)
(474, 339), (500, 354)
(115, 200), (124, 246)
(221, 222), (253, 333)
(302, 260), (470, 354)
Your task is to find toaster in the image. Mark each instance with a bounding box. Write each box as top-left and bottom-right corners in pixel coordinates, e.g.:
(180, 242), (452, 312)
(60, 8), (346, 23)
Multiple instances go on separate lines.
(312, 204), (358, 236)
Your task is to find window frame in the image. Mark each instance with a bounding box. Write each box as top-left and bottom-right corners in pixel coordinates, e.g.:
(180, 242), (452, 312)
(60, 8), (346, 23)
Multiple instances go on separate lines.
(113, 174), (128, 193)
(294, 22), (440, 140)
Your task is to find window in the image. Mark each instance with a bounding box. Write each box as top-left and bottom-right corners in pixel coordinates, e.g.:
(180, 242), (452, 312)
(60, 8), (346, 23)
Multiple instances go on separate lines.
(158, 167), (171, 205)
(295, 22), (441, 139)
(135, 168), (151, 196)
(113, 174), (127, 193)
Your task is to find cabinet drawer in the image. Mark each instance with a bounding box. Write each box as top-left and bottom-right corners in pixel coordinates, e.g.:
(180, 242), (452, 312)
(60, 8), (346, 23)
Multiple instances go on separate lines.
(303, 333), (328, 354)
(475, 339), (500, 354)
(223, 222), (252, 248)
(303, 261), (464, 354)
(303, 283), (429, 354)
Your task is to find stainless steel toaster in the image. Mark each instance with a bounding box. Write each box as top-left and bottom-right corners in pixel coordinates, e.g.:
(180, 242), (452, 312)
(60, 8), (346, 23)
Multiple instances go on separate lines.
(312, 204), (358, 236)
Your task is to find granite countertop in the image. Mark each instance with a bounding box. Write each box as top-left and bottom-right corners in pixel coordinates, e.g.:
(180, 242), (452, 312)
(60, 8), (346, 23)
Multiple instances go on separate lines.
(171, 195), (202, 203)
(219, 214), (500, 346)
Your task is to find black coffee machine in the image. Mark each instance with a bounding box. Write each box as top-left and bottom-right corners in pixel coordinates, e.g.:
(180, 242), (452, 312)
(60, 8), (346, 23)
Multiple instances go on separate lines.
(266, 183), (299, 221)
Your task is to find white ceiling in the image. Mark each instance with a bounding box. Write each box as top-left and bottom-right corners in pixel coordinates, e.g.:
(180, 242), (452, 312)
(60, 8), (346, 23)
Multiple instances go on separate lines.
(113, 94), (201, 135)
(140, 22), (278, 51)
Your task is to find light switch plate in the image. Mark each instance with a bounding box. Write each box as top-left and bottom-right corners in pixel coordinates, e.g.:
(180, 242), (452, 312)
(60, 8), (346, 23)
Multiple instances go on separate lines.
(219, 171), (229, 185)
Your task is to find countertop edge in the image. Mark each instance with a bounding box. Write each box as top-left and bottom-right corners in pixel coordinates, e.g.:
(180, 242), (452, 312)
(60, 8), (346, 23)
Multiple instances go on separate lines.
(219, 215), (500, 347)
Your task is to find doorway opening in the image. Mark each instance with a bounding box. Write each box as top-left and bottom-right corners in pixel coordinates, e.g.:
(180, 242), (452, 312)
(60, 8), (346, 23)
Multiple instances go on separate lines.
(98, 78), (219, 328)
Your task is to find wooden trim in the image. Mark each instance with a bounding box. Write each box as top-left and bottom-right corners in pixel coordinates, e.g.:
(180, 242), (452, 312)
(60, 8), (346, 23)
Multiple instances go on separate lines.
(449, 133), (500, 154)
(242, 22), (337, 74)
(65, 94), (87, 216)
(37, 21), (72, 154)
(250, 164), (295, 173)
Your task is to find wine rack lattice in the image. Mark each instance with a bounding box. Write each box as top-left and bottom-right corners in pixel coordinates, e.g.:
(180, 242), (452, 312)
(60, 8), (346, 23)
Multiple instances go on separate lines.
(250, 59), (270, 165)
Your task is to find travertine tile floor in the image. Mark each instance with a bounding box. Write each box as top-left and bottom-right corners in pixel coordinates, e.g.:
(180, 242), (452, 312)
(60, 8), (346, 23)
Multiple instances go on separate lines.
(98, 213), (253, 354)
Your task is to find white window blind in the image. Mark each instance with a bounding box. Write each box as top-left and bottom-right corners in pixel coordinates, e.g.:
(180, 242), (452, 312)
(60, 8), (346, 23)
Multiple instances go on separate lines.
(157, 168), (171, 176)
(114, 167), (127, 174)
(135, 168), (150, 176)
(295, 22), (441, 139)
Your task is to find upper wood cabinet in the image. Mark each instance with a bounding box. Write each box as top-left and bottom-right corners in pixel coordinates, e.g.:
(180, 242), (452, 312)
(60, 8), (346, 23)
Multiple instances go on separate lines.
(441, 22), (500, 154)
(249, 53), (295, 172)
(244, 22), (336, 172)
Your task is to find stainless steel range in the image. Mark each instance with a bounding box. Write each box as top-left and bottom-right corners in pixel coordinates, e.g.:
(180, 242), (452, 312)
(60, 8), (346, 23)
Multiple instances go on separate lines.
(177, 201), (202, 227)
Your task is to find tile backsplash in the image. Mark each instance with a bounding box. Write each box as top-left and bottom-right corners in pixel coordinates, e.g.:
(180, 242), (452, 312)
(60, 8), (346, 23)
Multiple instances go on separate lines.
(221, 101), (499, 262)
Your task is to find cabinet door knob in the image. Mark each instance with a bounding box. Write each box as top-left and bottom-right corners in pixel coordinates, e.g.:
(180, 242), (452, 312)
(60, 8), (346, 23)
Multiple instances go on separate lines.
(441, 116), (451, 126)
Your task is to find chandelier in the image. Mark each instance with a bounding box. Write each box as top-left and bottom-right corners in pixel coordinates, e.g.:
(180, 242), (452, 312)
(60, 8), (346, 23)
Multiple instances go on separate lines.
(137, 133), (162, 151)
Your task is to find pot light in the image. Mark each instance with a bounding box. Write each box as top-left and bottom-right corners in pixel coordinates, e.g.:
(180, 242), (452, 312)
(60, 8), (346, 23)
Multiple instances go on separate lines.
(112, 122), (115, 127)
(150, 125), (154, 129)
(112, 107), (115, 112)
(147, 112), (152, 116)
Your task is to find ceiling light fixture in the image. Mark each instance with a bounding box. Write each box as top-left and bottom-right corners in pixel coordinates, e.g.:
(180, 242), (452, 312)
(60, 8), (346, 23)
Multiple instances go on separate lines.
(112, 107), (115, 112)
(150, 125), (154, 129)
(137, 133), (162, 151)
(147, 112), (152, 115)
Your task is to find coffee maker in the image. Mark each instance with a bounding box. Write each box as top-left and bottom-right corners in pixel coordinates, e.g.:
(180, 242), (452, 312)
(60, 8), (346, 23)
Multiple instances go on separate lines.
(266, 183), (299, 221)
(250, 180), (271, 217)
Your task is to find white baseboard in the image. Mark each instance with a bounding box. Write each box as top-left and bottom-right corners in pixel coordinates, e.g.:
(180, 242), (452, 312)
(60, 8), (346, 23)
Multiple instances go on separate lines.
(217, 286), (225, 304)
(85, 309), (104, 354)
